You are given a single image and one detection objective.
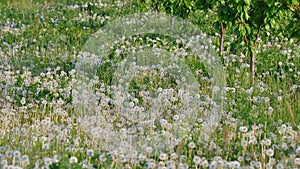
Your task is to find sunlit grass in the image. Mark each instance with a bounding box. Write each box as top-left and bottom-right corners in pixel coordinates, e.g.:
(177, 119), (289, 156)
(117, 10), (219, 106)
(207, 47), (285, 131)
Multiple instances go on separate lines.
(0, 0), (299, 168)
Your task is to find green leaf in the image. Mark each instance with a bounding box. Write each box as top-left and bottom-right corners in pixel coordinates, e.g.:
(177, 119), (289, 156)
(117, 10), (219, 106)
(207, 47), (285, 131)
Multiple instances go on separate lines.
(237, 5), (242, 12)
(265, 23), (270, 31)
(250, 47), (255, 54)
(278, 10), (283, 19)
(245, 50), (249, 57)
(270, 18), (276, 28)
(249, 40), (254, 46)
(245, 24), (251, 34)
(244, 7), (249, 20)
(263, 18), (268, 25)
(240, 12), (244, 22)
(274, 22), (280, 30)
(239, 25), (246, 36)
(292, 0), (298, 5)
(245, 12), (249, 20)
(244, 0), (251, 5)
(251, 34), (256, 41)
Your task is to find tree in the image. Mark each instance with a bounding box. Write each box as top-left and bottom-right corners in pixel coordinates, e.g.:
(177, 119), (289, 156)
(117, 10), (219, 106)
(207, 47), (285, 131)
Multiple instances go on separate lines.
(139, 0), (299, 83)
(195, 0), (238, 55)
(284, 0), (300, 39)
(196, 0), (299, 83)
(163, 0), (195, 27)
(236, 0), (299, 83)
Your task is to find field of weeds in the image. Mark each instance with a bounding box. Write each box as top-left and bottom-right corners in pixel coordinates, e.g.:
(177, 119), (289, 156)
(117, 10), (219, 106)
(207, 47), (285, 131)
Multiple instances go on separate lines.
(0, 1), (299, 168)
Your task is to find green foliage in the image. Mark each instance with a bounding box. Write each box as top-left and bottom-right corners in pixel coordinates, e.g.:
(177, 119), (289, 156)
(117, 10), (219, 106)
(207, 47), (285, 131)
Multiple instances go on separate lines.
(137, 0), (299, 44)
(0, 1), (299, 168)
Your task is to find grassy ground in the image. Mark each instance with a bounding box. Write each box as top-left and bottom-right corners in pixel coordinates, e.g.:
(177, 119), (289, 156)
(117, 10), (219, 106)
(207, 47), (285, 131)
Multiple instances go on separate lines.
(0, 0), (299, 168)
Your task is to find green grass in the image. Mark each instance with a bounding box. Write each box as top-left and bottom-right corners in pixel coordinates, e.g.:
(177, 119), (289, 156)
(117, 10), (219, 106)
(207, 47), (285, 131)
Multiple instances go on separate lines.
(0, 0), (299, 168)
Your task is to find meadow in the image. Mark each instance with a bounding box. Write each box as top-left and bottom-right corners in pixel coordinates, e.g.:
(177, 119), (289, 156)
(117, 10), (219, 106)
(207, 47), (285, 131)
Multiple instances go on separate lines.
(0, 0), (299, 168)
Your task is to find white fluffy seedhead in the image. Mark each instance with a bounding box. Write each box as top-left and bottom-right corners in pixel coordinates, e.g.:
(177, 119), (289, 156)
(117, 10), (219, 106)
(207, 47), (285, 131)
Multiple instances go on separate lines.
(73, 12), (225, 156)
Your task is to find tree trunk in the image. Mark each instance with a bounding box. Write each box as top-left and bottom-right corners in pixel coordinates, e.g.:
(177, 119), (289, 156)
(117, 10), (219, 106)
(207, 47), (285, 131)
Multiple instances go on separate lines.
(250, 26), (261, 84)
(220, 22), (225, 55)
